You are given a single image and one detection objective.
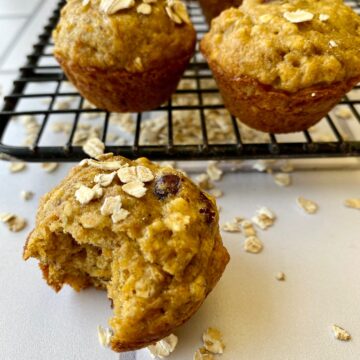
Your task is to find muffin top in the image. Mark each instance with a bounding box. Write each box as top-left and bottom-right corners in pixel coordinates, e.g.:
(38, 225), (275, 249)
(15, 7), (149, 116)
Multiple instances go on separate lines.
(53, 0), (196, 72)
(201, 0), (360, 92)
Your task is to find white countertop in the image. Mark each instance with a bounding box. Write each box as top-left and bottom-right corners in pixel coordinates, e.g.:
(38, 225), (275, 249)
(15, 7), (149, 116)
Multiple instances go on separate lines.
(1, 161), (360, 360)
(1, 1), (360, 360)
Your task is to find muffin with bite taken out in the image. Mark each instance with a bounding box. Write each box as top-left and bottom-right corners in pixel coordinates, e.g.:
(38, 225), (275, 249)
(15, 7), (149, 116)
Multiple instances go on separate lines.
(24, 154), (230, 352)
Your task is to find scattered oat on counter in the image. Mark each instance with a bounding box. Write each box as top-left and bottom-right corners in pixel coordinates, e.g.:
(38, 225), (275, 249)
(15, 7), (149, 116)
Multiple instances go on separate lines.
(210, 188), (223, 198)
(244, 236), (263, 254)
(273, 173), (292, 187)
(0, 213), (27, 232)
(97, 325), (113, 348)
(20, 191), (34, 201)
(257, 160), (277, 173)
(221, 221), (241, 233)
(252, 160), (268, 172)
(280, 161), (294, 173)
(276, 272), (286, 281)
(82, 137), (105, 158)
(202, 327), (225, 354)
(241, 220), (257, 237)
(296, 196), (318, 214)
(252, 207), (276, 230)
(228, 160), (243, 172)
(41, 162), (59, 173)
(195, 173), (214, 191)
(147, 334), (178, 359)
(344, 198), (360, 210)
(252, 160), (276, 173)
(332, 325), (351, 342)
(207, 161), (223, 181)
(194, 347), (214, 360)
(9, 162), (27, 173)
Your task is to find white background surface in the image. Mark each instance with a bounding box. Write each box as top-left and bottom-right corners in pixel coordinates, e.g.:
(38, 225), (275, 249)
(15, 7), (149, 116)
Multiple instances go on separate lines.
(0, 1), (360, 360)
(1, 161), (360, 360)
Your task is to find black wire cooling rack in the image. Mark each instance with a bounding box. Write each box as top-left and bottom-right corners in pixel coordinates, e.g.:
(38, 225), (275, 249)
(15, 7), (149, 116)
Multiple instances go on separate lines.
(0, 0), (360, 162)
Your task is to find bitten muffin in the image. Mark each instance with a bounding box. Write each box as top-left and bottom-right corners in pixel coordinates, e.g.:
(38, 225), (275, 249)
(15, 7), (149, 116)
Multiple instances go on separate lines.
(198, 0), (242, 24)
(23, 154), (229, 352)
(53, 0), (196, 112)
(201, 0), (360, 133)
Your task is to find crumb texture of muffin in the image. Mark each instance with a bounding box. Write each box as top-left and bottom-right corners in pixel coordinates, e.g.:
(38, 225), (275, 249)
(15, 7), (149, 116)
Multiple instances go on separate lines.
(201, 0), (360, 133)
(53, 0), (196, 112)
(24, 155), (229, 352)
(198, 0), (242, 23)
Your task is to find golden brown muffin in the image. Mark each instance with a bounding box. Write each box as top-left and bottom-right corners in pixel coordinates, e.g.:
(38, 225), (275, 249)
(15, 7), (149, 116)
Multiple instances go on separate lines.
(198, 0), (242, 24)
(201, 0), (360, 133)
(24, 154), (229, 352)
(53, 0), (196, 112)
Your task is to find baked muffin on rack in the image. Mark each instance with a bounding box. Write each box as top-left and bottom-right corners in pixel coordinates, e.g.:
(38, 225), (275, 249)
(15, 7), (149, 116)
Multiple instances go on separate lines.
(24, 154), (229, 352)
(53, 0), (196, 112)
(198, 0), (242, 24)
(201, 0), (360, 133)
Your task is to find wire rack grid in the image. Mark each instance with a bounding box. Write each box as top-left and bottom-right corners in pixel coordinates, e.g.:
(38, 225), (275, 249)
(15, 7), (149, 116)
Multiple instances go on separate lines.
(0, 0), (360, 162)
